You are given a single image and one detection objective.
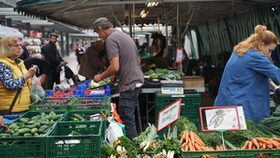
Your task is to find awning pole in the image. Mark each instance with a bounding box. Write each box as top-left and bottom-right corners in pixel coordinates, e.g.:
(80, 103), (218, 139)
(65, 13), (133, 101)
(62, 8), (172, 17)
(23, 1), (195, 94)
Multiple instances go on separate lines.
(177, 2), (183, 73)
(128, 4), (132, 37)
(163, 6), (169, 58)
(177, 3), (181, 48)
(133, 3), (135, 38)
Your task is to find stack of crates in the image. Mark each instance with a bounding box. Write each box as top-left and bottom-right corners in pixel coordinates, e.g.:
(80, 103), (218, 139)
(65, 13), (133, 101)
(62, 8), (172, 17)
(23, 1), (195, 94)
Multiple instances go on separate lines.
(0, 111), (66, 158)
(155, 93), (201, 137)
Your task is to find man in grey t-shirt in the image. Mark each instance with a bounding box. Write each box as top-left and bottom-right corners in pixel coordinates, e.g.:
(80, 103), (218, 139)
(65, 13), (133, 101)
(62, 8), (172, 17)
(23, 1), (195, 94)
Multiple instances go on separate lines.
(93, 17), (144, 139)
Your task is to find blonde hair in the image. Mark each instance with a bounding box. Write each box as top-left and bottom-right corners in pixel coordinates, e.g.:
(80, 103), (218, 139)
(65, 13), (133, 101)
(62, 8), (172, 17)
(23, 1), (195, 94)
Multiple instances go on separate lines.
(233, 25), (279, 57)
(0, 36), (20, 57)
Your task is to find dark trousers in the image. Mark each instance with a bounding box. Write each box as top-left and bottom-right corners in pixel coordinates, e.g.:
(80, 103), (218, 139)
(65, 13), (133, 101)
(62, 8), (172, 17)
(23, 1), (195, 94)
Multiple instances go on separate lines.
(119, 87), (141, 139)
(45, 68), (59, 90)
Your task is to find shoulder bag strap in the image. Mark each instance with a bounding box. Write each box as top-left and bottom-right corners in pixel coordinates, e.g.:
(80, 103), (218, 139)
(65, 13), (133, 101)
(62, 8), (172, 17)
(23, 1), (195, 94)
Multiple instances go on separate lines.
(8, 88), (22, 113)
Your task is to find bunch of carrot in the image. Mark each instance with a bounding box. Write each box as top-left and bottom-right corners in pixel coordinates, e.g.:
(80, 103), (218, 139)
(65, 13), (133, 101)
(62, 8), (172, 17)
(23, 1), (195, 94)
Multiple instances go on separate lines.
(180, 131), (229, 158)
(215, 144), (227, 151)
(180, 131), (218, 152)
(241, 137), (280, 150)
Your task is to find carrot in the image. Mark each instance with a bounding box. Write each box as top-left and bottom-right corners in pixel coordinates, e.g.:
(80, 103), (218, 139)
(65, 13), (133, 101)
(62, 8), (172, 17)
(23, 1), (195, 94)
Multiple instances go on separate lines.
(248, 141), (253, 149)
(182, 143), (187, 150)
(267, 144), (273, 149)
(185, 131), (190, 144)
(184, 143), (189, 151)
(262, 143), (267, 149)
(216, 145), (220, 150)
(241, 140), (249, 150)
(194, 136), (204, 146)
(256, 137), (270, 145)
(193, 134), (205, 146)
(194, 143), (202, 151)
(222, 144), (227, 150)
(189, 132), (195, 145)
(252, 138), (259, 149)
(180, 131), (187, 144)
(270, 139), (280, 148)
(272, 138), (280, 143)
(189, 143), (195, 151)
(258, 142), (262, 146)
(200, 146), (207, 151)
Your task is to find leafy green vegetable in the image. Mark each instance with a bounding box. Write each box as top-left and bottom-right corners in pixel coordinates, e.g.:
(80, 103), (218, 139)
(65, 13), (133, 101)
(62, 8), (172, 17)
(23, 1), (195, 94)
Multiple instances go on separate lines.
(155, 137), (181, 157)
(197, 132), (222, 147)
(174, 117), (198, 137)
(144, 68), (181, 81)
(101, 144), (116, 158)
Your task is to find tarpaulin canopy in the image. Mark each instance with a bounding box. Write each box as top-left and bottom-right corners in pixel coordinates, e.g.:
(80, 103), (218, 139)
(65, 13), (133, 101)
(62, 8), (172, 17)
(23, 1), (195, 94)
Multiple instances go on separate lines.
(15, 0), (280, 28)
(0, 25), (24, 38)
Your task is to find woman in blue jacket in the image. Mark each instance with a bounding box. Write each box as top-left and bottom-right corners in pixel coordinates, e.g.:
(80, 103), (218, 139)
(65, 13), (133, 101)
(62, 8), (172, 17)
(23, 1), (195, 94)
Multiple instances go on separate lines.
(214, 25), (279, 123)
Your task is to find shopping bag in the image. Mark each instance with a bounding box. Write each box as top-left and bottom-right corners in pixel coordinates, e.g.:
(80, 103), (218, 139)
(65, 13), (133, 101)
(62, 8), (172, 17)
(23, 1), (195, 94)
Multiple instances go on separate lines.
(30, 75), (45, 103)
(105, 117), (125, 144)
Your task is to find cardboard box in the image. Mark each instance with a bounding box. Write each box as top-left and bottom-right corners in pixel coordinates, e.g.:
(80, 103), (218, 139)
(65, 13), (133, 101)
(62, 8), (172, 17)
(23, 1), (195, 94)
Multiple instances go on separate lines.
(183, 76), (204, 88)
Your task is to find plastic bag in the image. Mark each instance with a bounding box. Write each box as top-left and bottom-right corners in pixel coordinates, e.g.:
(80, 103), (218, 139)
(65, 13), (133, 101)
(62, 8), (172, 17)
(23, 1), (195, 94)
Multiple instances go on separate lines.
(30, 75), (45, 103)
(105, 117), (125, 144)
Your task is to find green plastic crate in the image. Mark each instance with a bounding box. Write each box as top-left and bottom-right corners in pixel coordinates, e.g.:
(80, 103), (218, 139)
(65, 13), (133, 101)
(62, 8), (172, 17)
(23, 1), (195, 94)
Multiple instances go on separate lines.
(0, 111), (66, 158)
(155, 93), (200, 124)
(60, 111), (108, 140)
(30, 98), (72, 111)
(46, 121), (103, 158)
(68, 97), (111, 111)
(181, 149), (280, 158)
(0, 136), (46, 158)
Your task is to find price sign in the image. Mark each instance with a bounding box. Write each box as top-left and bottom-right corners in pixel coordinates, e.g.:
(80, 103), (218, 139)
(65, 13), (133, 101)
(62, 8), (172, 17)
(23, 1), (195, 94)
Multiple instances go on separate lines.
(200, 106), (243, 132)
(161, 87), (184, 94)
(157, 99), (181, 132)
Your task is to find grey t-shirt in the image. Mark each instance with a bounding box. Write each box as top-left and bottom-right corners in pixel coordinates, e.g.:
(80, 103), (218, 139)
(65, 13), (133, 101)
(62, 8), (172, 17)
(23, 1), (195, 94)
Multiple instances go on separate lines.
(106, 29), (144, 92)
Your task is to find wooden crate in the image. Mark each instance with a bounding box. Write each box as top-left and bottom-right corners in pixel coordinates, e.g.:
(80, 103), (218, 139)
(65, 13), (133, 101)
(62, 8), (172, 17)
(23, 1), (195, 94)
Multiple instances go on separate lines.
(183, 76), (204, 88)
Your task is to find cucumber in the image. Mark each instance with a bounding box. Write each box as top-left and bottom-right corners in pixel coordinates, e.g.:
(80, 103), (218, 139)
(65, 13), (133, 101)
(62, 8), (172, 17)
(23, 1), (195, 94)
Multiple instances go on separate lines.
(49, 111), (56, 116)
(70, 117), (79, 121)
(5, 129), (15, 135)
(19, 118), (29, 124)
(30, 128), (38, 134)
(50, 114), (63, 121)
(38, 125), (48, 133)
(18, 128), (31, 135)
(8, 123), (18, 129)
(73, 113), (85, 121)
(37, 120), (49, 125)
(26, 124), (38, 129)
(49, 120), (54, 126)
(13, 132), (19, 136)
(23, 133), (32, 137)
(31, 115), (40, 120)
(27, 121), (37, 125)
(40, 112), (47, 119)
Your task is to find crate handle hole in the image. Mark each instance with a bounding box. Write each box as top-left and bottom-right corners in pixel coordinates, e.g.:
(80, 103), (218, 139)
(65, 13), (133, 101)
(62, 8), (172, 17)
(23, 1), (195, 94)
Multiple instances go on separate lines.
(256, 153), (272, 157)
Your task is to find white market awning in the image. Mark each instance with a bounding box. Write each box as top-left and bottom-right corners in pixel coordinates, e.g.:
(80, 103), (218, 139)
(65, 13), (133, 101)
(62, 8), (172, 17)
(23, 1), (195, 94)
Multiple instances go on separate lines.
(0, 25), (23, 38)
